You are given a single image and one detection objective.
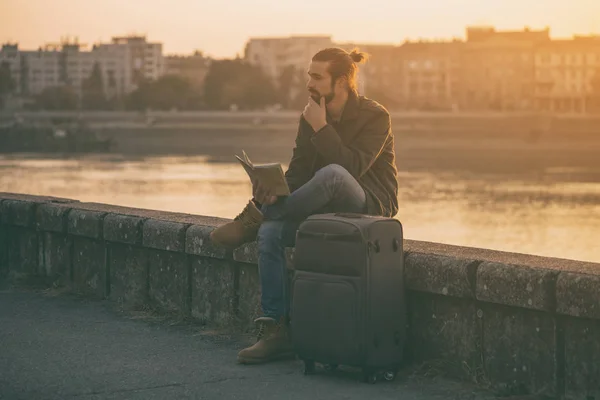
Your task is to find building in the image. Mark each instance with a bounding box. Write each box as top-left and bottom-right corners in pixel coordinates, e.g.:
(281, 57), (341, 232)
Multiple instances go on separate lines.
(395, 40), (463, 110)
(245, 35), (333, 80)
(165, 51), (211, 90)
(534, 35), (600, 113)
(0, 35), (164, 99)
(109, 35), (163, 88)
(335, 43), (398, 105)
(460, 26), (550, 111)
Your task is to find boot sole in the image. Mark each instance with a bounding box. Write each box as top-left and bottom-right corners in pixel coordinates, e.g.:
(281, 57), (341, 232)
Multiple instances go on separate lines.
(237, 351), (295, 365)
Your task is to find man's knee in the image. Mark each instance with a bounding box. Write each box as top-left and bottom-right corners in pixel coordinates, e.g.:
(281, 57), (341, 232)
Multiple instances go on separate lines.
(315, 164), (351, 181)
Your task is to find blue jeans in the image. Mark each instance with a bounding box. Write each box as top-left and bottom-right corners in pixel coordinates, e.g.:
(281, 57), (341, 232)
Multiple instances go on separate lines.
(257, 164), (367, 320)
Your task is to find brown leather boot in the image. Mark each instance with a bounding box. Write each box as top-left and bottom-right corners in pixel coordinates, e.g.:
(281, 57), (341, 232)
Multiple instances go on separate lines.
(210, 200), (263, 249)
(237, 317), (294, 364)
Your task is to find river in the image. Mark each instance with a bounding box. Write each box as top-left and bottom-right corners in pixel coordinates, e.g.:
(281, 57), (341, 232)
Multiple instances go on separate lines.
(1, 153), (599, 264)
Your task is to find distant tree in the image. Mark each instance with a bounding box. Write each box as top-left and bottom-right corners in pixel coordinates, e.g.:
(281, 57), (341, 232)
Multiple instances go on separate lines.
(277, 65), (297, 108)
(203, 59), (277, 110)
(33, 86), (78, 110)
(0, 62), (16, 109)
(0, 62), (15, 95)
(126, 75), (203, 111)
(82, 62), (108, 110)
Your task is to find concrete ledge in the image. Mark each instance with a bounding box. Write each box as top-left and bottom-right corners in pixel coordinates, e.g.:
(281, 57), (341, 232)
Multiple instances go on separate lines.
(405, 252), (478, 298)
(191, 257), (235, 325)
(4, 192), (600, 397)
(103, 214), (145, 245)
(36, 203), (72, 233)
(1, 200), (37, 227)
(186, 224), (228, 259)
(405, 239), (600, 275)
(233, 242), (259, 264)
(476, 262), (557, 311)
(143, 219), (188, 252)
(482, 305), (557, 396)
(0, 192), (77, 204)
(563, 317), (600, 399)
(556, 271), (600, 320)
(68, 209), (107, 239)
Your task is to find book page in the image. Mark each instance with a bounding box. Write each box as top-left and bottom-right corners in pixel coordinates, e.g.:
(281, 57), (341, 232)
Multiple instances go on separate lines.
(236, 150), (290, 196)
(235, 154), (255, 182)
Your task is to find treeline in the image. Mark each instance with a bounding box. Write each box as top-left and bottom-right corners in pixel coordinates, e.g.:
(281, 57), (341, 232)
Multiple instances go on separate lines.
(0, 58), (310, 111)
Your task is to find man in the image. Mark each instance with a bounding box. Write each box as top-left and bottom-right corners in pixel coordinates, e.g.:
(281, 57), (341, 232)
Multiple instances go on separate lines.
(210, 47), (399, 364)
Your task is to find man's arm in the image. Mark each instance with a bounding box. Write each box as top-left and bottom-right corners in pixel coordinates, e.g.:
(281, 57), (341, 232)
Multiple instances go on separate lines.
(310, 110), (390, 179)
(284, 116), (314, 193)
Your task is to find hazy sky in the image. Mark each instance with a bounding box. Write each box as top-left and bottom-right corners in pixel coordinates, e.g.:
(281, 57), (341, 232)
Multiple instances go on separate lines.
(1, 0), (599, 58)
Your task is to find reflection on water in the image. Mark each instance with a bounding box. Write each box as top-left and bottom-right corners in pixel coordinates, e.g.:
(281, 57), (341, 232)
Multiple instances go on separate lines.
(1, 154), (599, 264)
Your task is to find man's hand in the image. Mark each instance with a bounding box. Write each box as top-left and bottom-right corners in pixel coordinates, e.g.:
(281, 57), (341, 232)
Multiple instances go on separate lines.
(302, 96), (327, 132)
(252, 179), (277, 206)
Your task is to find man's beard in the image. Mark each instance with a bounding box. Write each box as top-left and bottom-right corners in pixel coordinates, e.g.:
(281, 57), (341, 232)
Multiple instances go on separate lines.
(309, 89), (335, 105)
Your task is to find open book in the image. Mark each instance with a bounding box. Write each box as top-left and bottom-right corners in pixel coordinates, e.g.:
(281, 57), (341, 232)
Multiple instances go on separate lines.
(235, 150), (291, 196)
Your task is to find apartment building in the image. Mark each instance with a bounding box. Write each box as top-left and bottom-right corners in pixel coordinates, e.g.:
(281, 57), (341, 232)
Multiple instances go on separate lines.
(245, 35), (333, 80)
(0, 35), (163, 98)
(460, 26), (550, 111)
(395, 40), (463, 110)
(534, 35), (600, 113)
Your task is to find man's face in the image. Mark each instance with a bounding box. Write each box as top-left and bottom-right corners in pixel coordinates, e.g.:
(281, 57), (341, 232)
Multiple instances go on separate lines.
(306, 61), (336, 104)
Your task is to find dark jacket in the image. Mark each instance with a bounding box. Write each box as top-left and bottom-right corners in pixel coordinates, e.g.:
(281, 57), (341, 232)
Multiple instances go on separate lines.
(285, 91), (398, 217)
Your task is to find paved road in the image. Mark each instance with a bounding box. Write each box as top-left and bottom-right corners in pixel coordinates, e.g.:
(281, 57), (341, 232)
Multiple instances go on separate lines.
(0, 288), (495, 400)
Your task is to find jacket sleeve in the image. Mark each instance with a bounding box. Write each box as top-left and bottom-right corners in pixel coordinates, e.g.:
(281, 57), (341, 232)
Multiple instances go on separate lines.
(284, 116), (314, 193)
(310, 110), (390, 179)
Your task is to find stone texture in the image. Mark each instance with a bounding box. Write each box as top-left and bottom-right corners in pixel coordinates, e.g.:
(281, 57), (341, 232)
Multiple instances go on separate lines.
(405, 239), (600, 275)
(109, 244), (148, 307)
(68, 209), (106, 239)
(564, 317), (600, 400)
(191, 257), (235, 326)
(0, 216), (7, 279)
(233, 242), (259, 265)
(6, 227), (39, 279)
(36, 203), (72, 233)
(41, 232), (71, 285)
(147, 249), (189, 314)
(482, 304), (557, 397)
(1, 200), (37, 227)
(407, 292), (482, 380)
(143, 219), (187, 252)
(0, 192), (76, 204)
(405, 252), (478, 298)
(103, 214), (145, 245)
(236, 262), (261, 332)
(72, 237), (107, 298)
(556, 271), (600, 320)
(476, 262), (557, 311)
(186, 224), (229, 259)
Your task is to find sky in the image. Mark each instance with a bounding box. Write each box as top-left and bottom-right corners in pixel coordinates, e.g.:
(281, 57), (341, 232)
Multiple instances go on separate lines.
(1, 0), (599, 58)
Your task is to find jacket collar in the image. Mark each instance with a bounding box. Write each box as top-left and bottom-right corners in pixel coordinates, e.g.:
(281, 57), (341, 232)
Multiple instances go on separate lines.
(340, 90), (361, 121)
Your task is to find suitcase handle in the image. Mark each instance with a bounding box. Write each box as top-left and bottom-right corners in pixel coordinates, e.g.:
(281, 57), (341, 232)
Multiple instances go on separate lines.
(297, 230), (361, 242)
(333, 212), (365, 219)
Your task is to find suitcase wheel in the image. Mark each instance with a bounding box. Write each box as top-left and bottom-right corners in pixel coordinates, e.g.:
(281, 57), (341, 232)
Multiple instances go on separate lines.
(362, 369), (397, 384)
(383, 370), (396, 381)
(323, 364), (338, 371)
(303, 360), (316, 375)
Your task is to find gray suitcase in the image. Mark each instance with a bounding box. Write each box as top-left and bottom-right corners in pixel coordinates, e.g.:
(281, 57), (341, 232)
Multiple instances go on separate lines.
(290, 212), (406, 383)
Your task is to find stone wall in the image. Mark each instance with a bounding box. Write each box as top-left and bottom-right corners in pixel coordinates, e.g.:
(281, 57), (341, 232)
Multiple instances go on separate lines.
(1, 192), (598, 399)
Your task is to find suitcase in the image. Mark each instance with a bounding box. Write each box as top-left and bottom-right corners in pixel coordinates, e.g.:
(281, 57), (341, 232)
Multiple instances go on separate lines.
(290, 212), (406, 384)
